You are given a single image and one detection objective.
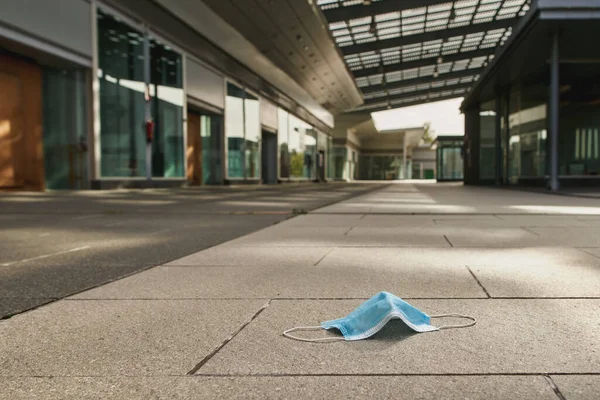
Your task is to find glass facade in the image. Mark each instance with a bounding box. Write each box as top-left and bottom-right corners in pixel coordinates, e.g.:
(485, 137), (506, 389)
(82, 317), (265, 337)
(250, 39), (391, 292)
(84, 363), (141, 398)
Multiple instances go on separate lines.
(327, 136), (334, 179)
(436, 140), (464, 181)
(479, 100), (496, 180)
(201, 113), (223, 184)
(149, 37), (184, 178)
(97, 9), (146, 177)
(332, 146), (347, 180)
(278, 108), (290, 179)
(358, 155), (403, 180)
(559, 85), (600, 176)
(42, 69), (88, 189)
(97, 8), (184, 178)
(225, 83), (260, 179)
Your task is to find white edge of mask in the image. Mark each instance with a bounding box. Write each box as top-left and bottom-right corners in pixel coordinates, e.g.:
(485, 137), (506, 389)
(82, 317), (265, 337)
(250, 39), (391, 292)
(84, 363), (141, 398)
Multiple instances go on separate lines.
(345, 311), (439, 341)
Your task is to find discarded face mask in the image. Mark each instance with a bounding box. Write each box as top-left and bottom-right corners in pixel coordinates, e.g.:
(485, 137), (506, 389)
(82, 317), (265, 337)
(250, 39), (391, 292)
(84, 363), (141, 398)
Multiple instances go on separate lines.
(283, 291), (476, 342)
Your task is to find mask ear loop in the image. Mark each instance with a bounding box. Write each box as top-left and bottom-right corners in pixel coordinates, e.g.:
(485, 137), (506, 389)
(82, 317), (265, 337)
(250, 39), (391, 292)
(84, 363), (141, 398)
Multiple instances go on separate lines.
(283, 326), (345, 342)
(430, 314), (477, 330)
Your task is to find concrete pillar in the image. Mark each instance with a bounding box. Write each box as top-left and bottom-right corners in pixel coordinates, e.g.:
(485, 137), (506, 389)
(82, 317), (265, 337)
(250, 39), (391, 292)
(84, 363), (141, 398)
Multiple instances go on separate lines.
(549, 31), (560, 191)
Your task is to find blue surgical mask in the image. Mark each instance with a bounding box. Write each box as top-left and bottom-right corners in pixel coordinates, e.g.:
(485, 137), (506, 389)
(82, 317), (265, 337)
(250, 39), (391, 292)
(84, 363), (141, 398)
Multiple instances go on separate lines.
(283, 292), (476, 342)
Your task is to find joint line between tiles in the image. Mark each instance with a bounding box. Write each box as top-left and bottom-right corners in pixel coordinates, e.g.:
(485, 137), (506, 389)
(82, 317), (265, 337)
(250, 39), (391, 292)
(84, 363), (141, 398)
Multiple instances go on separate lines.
(544, 375), (567, 400)
(314, 248), (335, 267)
(186, 299), (272, 375)
(465, 266), (491, 298)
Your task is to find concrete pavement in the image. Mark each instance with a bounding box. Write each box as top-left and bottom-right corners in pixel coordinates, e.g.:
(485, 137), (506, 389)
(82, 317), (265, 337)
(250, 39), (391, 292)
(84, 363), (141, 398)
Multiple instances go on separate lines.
(0, 183), (382, 319)
(1, 182), (600, 399)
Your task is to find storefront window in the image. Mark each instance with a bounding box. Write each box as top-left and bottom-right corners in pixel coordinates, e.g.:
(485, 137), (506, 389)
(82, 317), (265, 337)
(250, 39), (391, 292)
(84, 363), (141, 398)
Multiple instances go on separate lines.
(508, 85), (547, 182)
(327, 136), (334, 179)
(226, 83), (245, 178)
(149, 36), (184, 178)
(43, 69), (89, 189)
(305, 129), (317, 179)
(97, 9), (146, 177)
(333, 146), (346, 179)
(278, 108), (290, 179)
(479, 100), (496, 180)
(559, 83), (600, 176)
(244, 92), (260, 179)
(97, 9), (184, 178)
(288, 114), (312, 179)
(225, 83), (261, 179)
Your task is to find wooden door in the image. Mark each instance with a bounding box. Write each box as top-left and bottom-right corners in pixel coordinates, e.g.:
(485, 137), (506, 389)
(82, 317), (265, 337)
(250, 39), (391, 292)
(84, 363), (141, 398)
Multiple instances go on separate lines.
(186, 112), (202, 184)
(0, 53), (43, 190)
(0, 71), (22, 187)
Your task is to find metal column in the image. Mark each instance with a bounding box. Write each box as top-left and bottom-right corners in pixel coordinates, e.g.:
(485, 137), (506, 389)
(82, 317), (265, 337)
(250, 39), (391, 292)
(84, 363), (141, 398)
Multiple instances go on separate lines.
(549, 31), (560, 191)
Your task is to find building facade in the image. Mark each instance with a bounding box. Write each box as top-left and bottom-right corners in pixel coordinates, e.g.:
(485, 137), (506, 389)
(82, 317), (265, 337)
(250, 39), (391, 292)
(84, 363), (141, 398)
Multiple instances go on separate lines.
(0, 0), (340, 190)
(461, 0), (600, 189)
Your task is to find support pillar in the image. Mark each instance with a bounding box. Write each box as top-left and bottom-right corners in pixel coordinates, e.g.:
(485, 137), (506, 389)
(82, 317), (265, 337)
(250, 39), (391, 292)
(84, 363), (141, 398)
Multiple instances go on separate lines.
(549, 31), (560, 191)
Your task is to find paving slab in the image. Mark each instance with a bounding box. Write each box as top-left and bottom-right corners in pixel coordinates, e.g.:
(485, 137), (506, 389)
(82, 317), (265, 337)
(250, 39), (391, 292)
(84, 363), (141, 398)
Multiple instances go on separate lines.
(470, 264), (600, 298)
(551, 375), (600, 400)
(444, 227), (549, 248)
(317, 247), (600, 271)
(72, 263), (486, 300)
(528, 227), (600, 247)
(355, 215), (438, 227)
(166, 246), (333, 266)
(225, 227), (349, 247)
(282, 214), (363, 227)
(496, 215), (591, 227)
(198, 299), (600, 375)
(345, 227), (450, 247)
(581, 248), (600, 258)
(0, 376), (558, 400)
(0, 299), (266, 376)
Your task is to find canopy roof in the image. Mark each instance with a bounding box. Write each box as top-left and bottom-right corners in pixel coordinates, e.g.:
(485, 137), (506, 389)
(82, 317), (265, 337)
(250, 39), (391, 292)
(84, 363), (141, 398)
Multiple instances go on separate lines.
(317, 0), (531, 112)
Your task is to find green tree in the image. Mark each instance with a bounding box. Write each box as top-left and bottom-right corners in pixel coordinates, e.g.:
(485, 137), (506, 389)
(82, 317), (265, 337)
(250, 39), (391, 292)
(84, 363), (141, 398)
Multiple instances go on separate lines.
(422, 122), (436, 144)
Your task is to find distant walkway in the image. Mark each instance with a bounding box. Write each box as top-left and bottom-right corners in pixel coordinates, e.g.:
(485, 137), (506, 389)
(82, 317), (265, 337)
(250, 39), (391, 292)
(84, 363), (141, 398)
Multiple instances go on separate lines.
(2, 182), (600, 399)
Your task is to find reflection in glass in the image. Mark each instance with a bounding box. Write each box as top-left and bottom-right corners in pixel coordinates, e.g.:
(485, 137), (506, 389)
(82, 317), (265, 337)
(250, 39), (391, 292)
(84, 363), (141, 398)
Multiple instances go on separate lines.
(333, 146), (346, 179)
(226, 83), (261, 179)
(288, 114), (309, 179)
(226, 84), (244, 178)
(43, 69), (88, 189)
(244, 92), (260, 179)
(327, 136), (334, 179)
(479, 100), (496, 180)
(278, 108), (290, 179)
(149, 37), (184, 178)
(201, 114), (223, 184)
(97, 9), (146, 177)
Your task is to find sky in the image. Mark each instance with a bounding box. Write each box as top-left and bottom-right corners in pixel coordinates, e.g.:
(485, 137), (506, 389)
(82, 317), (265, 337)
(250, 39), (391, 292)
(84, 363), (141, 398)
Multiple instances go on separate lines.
(371, 98), (465, 137)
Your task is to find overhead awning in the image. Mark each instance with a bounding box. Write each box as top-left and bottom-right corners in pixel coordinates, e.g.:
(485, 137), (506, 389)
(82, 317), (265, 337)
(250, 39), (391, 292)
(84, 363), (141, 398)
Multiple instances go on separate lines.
(317, 0), (532, 112)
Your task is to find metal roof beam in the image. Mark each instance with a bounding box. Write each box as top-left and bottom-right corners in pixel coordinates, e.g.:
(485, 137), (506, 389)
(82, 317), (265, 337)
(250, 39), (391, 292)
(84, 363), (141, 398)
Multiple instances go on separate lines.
(364, 83), (473, 105)
(349, 92), (467, 113)
(361, 68), (481, 94)
(323, 0), (447, 24)
(341, 18), (516, 56)
(352, 48), (493, 78)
